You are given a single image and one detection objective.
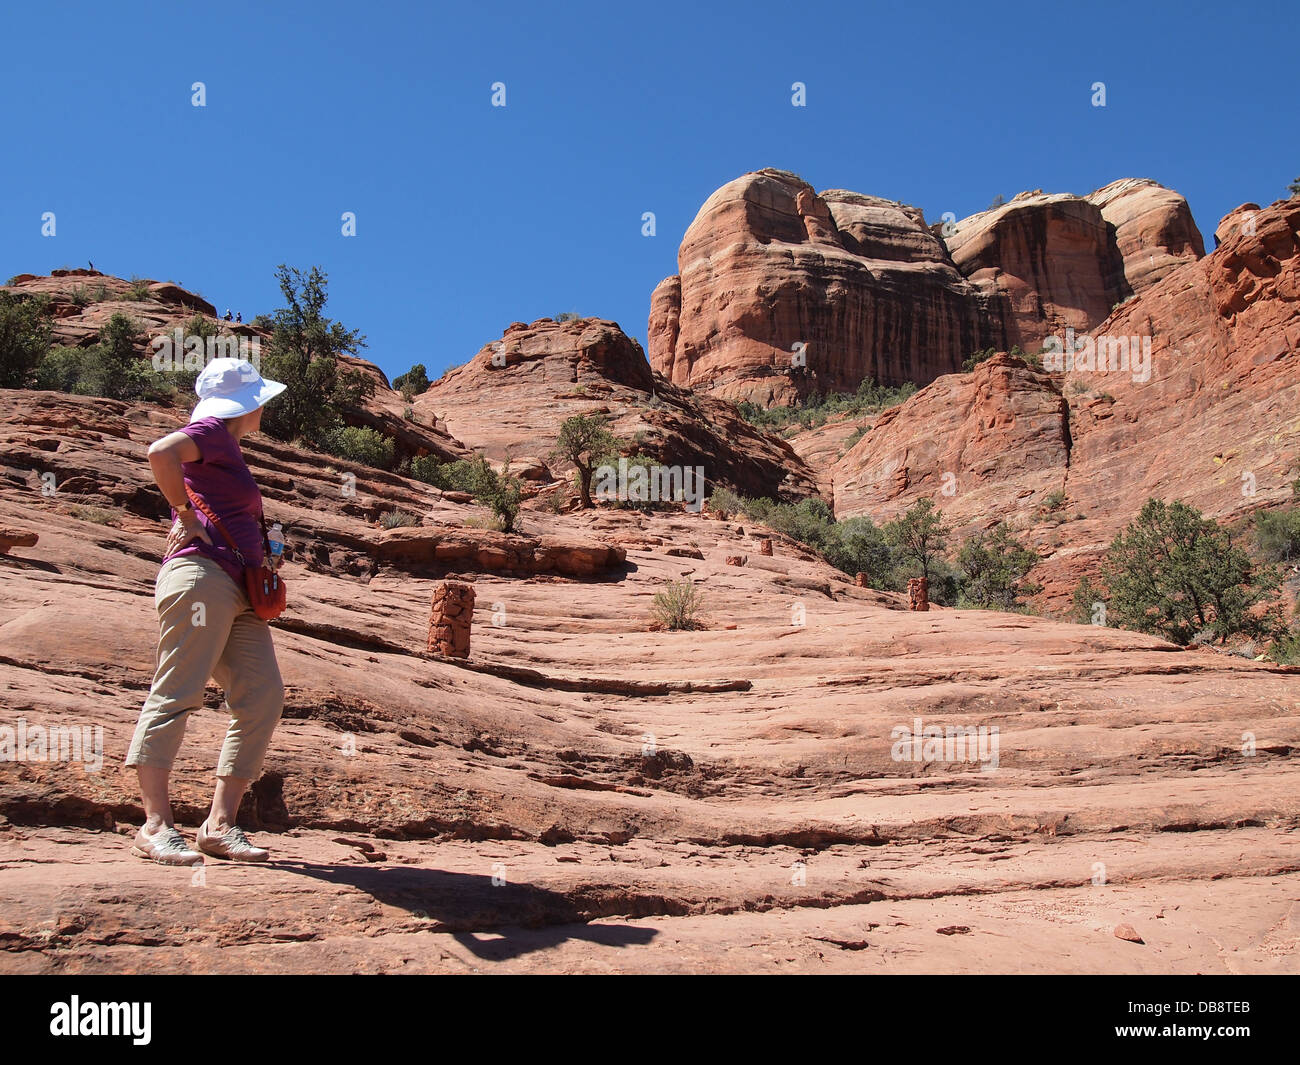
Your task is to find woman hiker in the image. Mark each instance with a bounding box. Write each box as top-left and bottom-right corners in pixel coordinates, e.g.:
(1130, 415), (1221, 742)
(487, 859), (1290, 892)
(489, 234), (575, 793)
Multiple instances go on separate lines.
(125, 357), (287, 865)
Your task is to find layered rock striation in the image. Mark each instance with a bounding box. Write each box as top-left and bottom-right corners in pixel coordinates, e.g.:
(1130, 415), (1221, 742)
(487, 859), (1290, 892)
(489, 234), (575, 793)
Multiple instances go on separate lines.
(650, 170), (1203, 404)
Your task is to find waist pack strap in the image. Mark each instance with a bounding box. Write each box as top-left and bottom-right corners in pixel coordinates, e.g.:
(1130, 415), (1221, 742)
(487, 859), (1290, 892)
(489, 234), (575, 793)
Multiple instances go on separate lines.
(184, 486), (247, 566)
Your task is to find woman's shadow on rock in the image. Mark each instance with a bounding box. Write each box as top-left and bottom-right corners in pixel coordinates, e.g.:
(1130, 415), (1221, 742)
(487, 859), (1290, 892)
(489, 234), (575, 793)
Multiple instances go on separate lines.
(271, 858), (658, 961)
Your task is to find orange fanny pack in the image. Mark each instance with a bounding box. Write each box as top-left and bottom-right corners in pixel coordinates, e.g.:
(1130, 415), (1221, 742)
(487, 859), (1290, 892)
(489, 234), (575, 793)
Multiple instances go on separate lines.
(185, 487), (287, 621)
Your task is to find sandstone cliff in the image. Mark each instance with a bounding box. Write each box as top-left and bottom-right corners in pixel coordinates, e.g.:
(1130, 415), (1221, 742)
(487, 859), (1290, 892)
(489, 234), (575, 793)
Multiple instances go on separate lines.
(945, 179), (1204, 350)
(651, 170), (1203, 404)
(827, 196), (1299, 607)
(649, 169), (1006, 405)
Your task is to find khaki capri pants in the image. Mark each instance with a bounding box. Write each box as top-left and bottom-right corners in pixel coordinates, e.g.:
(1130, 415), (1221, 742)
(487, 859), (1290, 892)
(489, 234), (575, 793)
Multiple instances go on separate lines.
(126, 554), (284, 780)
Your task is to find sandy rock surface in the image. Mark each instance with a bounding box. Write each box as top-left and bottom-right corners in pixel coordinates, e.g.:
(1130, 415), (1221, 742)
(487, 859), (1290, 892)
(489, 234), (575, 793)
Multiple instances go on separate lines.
(2, 391), (1298, 973)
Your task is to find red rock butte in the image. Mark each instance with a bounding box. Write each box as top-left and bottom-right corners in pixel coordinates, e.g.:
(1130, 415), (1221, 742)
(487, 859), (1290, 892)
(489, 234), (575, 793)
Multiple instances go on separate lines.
(649, 169), (1204, 405)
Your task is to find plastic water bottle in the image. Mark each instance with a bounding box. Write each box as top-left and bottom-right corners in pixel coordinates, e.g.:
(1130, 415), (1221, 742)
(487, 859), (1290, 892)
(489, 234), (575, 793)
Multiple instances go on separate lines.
(267, 523), (285, 570)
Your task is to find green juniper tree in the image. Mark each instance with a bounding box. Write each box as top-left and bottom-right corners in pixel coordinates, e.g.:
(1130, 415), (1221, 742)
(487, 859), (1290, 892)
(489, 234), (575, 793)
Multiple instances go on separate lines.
(883, 497), (950, 584)
(392, 363), (430, 401)
(551, 413), (621, 508)
(34, 313), (169, 401)
(825, 515), (893, 586)
(957, 522), (1042, 610)
(0, 292), (53, 388)
(258, 265), (373, 447)
(1072, 575), (1109, 626)
(1100, 498), (1283, 645)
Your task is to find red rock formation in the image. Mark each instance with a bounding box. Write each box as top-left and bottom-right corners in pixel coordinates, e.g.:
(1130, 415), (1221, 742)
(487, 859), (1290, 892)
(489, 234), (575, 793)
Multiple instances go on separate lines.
(650, 171), (1202, 406)
(649, 169), (1006, 405)
(834, 351), (1070, 525)
(945, 180), (1203, 353)
(758, 538), (773, 556)
(429, 581), (475, 658)
(1214, 203), (1262, 248)
(947, 190), (1142, 350)
(1059, 195), (1300, 540)
(420, 316), (819, 502)
(143, 281), (218, 318)
(725, 555), (746, 566)
(855, 572), (868, 587)
(907, 577), (929, 611)
(647, 276), (681, 387)
(1087, 178), (1205, 293)
(0, 525), (38, 555)
(830, 196), (1300, 610)
(377, 525), (626, 578)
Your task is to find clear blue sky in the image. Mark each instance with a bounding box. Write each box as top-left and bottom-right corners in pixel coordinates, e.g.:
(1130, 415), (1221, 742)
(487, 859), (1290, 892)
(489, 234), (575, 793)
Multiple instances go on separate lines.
(2, 0), (1295, 384)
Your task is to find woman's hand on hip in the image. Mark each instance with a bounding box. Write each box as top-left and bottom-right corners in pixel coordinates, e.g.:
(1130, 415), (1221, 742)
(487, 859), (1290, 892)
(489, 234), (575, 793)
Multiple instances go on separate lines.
(163, 512), (213, 557)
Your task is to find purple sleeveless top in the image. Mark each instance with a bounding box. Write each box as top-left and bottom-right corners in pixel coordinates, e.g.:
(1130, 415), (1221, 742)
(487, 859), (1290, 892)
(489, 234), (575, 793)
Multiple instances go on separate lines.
(161, 416), (265, 586)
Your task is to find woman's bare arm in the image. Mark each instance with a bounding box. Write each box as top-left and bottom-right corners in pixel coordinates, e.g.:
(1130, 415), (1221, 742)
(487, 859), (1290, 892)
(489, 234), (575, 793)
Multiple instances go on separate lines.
(148, 432), (213, 552)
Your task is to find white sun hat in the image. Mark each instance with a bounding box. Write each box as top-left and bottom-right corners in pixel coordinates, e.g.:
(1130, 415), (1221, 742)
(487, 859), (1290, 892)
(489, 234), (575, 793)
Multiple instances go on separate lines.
(189, 358), (287, 423)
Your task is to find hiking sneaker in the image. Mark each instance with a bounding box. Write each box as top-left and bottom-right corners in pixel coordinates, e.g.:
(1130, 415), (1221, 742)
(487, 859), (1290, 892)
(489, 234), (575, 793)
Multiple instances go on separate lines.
(130, 824), (204, 866)
(197, 819), (269, 862)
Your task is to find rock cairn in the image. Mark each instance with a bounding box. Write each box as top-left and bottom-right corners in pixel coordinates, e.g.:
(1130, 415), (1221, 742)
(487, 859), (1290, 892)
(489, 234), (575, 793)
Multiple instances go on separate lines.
(429, 581), (476, 657)
(908, 577), (929, 612)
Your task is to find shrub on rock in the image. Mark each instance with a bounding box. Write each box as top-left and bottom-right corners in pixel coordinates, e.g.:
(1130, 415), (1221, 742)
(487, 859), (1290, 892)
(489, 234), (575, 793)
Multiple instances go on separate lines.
(651, 579), (706, 631)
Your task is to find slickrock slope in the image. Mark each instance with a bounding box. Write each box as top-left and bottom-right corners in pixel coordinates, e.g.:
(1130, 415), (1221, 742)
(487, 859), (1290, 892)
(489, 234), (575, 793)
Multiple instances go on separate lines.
(829, 197), (1300, 607)
(417, 316), (819, 501)
(649, 171), (1201, 405)
(2, 389), (1298, 974)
